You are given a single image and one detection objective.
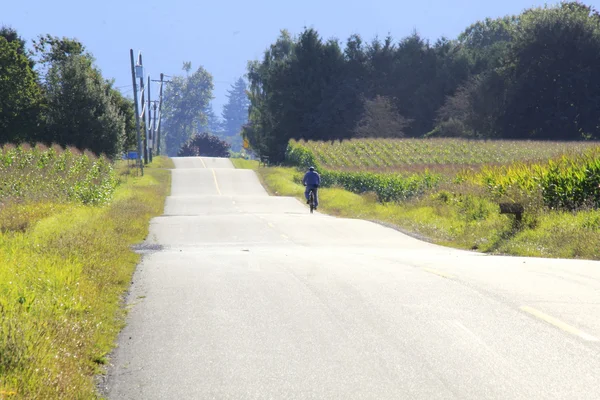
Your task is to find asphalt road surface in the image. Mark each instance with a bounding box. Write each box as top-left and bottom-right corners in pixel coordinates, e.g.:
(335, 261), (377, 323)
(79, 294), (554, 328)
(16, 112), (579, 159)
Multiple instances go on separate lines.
(105, 157), (600, 399)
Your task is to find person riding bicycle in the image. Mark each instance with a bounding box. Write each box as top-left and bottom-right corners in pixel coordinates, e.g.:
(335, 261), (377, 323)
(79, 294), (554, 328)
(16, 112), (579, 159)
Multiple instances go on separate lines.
(302, 166), (321, 209)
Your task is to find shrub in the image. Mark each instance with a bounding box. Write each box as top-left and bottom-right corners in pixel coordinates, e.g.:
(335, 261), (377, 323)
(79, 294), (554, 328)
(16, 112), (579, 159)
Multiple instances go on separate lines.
(177, 133), (231, 157)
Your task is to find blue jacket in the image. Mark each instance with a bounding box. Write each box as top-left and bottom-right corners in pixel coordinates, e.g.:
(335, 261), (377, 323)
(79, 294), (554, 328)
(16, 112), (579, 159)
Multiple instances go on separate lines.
(303, 170), (321, 187)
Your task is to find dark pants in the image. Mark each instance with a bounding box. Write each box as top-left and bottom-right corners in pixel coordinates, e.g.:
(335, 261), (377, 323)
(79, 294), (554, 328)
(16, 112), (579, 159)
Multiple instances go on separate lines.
(305, 186), (319, 207)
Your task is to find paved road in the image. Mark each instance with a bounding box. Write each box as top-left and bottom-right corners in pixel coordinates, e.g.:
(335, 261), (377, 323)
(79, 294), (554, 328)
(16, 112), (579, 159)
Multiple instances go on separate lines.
(105, 157), (600, 399)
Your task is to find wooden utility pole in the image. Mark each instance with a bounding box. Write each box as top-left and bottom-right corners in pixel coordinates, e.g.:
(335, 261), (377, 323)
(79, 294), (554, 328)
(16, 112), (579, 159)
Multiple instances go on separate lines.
(129, 49), (143, 175)
(156, 73), (165, 155)
(152, 101), (158, 156)
(147, 75), (153, 163)
(139, 54), (148, 164)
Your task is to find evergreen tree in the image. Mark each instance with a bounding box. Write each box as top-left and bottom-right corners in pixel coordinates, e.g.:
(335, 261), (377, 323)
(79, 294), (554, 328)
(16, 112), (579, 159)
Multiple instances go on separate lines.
(221, 78), (249, 151)
(0, 35), (42, 144)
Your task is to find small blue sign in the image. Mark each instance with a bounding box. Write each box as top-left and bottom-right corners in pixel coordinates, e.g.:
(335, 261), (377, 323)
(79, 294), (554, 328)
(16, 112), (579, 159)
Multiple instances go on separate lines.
(127, 151), (138, 160)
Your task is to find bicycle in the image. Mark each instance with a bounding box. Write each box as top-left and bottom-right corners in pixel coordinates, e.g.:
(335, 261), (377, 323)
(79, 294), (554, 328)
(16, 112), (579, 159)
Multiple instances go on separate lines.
(308, 188), (316, 214)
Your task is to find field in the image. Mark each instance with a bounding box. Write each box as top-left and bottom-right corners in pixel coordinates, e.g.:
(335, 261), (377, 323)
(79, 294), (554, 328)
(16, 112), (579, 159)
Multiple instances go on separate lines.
(0, 144), (171, 399)
(0, 143), (117, 207)
(292, 138), (597, 173)
(287, 139), (600, 210)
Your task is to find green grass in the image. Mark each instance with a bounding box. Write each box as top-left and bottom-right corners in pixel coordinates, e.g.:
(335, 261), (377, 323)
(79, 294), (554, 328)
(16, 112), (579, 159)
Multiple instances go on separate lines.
(230, 158), (259, 170)
(0, 155), (171, 399)
(235, 163), (600, 260)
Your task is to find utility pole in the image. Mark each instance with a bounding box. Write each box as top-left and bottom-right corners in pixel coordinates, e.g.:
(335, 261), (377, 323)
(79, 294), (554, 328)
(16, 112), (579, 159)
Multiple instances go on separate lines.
(147, 75), (153, 163)
(139, 54), (148, 165)
(157, 73), (164, 156)
(152, 100), (158, 156)
(129, 49), (143, 176)
(152, 73), (169, 155)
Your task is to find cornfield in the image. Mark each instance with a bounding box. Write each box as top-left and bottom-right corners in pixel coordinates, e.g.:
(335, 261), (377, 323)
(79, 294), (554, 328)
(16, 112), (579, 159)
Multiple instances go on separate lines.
(0, 143), (117, 206)
(292, 138), (595, 173)
(466, 148), (600, 210)
(286, 139), (600, 210)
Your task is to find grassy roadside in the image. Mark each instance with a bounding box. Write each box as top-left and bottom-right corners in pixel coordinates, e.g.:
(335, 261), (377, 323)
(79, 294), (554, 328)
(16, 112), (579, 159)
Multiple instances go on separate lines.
(231, 160), (600, 259)
(0, 157), (172, 399)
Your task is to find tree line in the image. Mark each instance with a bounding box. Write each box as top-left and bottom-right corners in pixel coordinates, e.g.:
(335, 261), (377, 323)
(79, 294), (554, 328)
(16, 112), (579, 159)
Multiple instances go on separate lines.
(0, 28), (136, 158)
(243, 2), (600, 162)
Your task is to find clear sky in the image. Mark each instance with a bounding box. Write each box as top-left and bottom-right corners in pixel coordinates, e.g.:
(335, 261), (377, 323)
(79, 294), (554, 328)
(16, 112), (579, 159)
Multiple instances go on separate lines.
(3, 0), (593, 116)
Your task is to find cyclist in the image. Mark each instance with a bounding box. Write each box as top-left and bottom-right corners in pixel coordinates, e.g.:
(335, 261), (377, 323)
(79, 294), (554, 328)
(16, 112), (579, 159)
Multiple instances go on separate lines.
(302, 166), (321, 209)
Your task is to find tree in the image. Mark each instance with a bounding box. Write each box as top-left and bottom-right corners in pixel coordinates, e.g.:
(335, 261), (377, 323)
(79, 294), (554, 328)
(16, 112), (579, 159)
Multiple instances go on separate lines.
(335, 34), (369, 139)
(221, 77), (249, 151)
(35, 36), (125, 157)
(431, 3), (600, 140)
(244, 29), (351, 160)
(390, 33), (440, 137)
(354, 96), (411, 138)
(0, 36), (43, 144)
(457, 16), (517, 74)
(244, 30), (295, 161)
(199, 104), (223, 136)
(0, 26), (28, 58)
(500, 2), (600, 140)
(177, 132), (230, 157)
(107, 86), (137, 150)
(162, 63), (214, 156)
(434, 72), (505, 138)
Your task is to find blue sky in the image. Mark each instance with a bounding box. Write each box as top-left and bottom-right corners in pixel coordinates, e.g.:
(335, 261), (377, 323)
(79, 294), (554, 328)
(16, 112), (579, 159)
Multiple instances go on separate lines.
(3, 0), (591, 116)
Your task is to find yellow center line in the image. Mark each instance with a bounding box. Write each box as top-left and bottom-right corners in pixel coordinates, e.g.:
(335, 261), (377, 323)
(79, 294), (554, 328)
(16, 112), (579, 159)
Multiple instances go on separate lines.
(200, 157), (207, 168)
(520, 306), (599, 342)
(265, 222), (289, 241)
(211, 169), (222, 195)
(422, 268), (454, 279)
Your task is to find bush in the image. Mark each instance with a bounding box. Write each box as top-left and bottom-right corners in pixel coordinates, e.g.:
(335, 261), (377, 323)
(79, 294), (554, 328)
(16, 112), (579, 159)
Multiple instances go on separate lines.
(320, 169), (440, 203)
(285, 141), (318, 169)
(177, 133), (231, 157)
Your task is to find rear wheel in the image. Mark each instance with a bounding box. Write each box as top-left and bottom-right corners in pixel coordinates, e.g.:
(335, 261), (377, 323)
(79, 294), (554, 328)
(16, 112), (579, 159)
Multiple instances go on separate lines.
(309, 191), (315, 214)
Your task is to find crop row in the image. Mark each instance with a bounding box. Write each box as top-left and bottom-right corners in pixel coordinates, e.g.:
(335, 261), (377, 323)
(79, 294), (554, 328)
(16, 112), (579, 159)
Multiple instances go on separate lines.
(286, 141), (440, 202)
(0, 144), (117, 205)
(293, 139), (596, 171)
(463, 147), (600, 210)
(287, 140), (600, 211)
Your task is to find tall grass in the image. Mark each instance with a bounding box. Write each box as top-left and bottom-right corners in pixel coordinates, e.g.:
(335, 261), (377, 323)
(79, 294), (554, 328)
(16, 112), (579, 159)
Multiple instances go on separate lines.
(0, 145), (172, 399)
